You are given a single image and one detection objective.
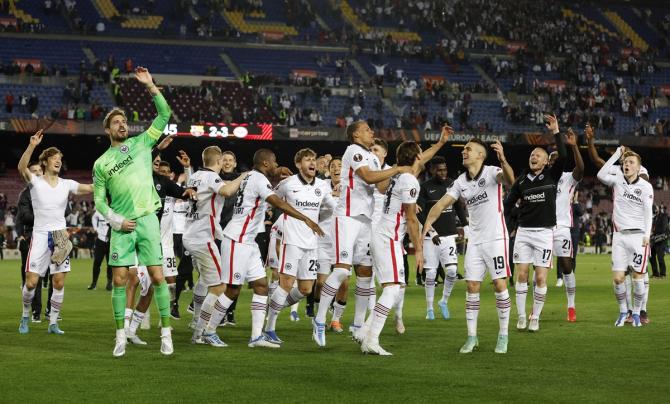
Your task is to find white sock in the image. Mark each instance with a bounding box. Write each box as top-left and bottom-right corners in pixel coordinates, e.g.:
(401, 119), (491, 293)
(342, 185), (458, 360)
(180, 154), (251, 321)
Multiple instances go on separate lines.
(193, 281), (207, 320)
(124, 308), (133, 330)
(515, 282), (528, 318)
(332, 300), (346, 322)
(632, 279), (644, 315)
(564, 272), (576, 308)
(495, 290), (511, 336)
(465, 292), (480, 337)
(250, 294), (268, 339)
(531, 286), (547, 319)
(395, 286), (406, 320)
(425, 268), (437, 310)
(266, 287), (288, 331)
(354, 276), (373, 327)
(129, 310), (145, 334)
(268, 279), (279, 299)
(205, 293), (229, 334)
(367, 285), (399, 343)
(642, 272), (649, 312)
(441, 265), (457, 303)
(285, 287), (304, 308)
(198, 293), (217, 335)
(168, 283), (176, 302)
(367, 277), (376, 311)
(316, 268), (348, 323)
(22, 285), (35, 318)
(624, 274), (632, 311)
(49, 287), (64, 325)
(614, 282), (628, 313)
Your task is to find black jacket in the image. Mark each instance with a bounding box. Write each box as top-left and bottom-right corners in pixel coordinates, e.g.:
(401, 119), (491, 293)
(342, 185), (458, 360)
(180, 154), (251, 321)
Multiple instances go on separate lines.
(417, 177), (468, 237)
(15, 187), (34, 236)
(153, 173), (189, 222)
(219, 171), (239, 229)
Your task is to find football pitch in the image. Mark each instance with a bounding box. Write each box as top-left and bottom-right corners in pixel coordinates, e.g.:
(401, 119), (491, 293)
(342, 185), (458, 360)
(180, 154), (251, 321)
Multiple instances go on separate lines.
(0, 254), (667, 403)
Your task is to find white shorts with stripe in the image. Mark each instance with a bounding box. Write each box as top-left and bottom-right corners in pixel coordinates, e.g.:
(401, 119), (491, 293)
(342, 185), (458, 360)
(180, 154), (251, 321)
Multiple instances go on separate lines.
(162, 242), (178, 278)
(612, 231), (649, 273)
(464, 238), (510, 282)
(220, 237), (266, 286)
(370, 235), (405, 285)
(317, 233), (334, 275)
(423, 235), (458, 269)
(278, 243), (318, 280)
(552, 226), (573, 258)
(333, 215), (372, 267)
(267, 236), (280, 269)
(26, 230), (71, 277)
(183, 238), (223, 287)
(513, 227), (554, 268)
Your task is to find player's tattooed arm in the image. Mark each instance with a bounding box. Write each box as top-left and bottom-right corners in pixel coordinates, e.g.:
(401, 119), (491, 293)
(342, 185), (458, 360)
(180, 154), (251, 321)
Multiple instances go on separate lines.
(417, 124), (453, 168)
(422, 193), (456, 238)
(218, 172), (248, 197)
(266, 194), (325, 237)
(491, 140), (514, 186)
(566, 128), (584, 181)
(405, 202), (423, 271)
(584, 124), (605, 169)
(18, 129), (43, 183)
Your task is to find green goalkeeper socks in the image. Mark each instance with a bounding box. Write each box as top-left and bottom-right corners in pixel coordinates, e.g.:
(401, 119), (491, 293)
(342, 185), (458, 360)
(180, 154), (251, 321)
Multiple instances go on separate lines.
(112, 286), (126, 330)
(153, 281), (171, 328)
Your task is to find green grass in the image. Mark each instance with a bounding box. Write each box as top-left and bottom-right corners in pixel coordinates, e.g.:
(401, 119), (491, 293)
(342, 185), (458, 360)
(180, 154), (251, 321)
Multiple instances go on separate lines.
(0, 254), (668, 403)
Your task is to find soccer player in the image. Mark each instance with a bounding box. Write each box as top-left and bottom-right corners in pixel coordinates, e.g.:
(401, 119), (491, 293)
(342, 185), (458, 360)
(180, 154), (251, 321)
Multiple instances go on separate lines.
(314, 156), (348, 332)
(215, 149), (324, 348)
(93, 66), (174, 357)
(504, 115), (566, 332)
(89, 209), (111, 290)
(596, 146), (653, 327)
(361, 141), (424, 355)
(548, 128), (584, 322)
(417, 156), (468, 321)
(263, 148), (337, 345)
(18, 129), (93, 335)
(183, 146), (246, 347)
(423, 138), (515, 353)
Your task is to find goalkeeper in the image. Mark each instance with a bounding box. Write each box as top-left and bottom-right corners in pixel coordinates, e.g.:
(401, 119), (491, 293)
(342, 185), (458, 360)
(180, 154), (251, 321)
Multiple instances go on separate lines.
(93, 67), (174, 357)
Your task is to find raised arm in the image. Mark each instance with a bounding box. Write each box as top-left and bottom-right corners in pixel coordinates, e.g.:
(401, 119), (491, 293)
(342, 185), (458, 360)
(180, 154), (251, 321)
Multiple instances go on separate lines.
(596, 146), (622, 187)
(266, 194), (325, 237)
(422, 193), (457, 237)
(135, 67), (171, 144)
(491, 140), (514, 186)
(416, 124), (453, 169)
(584, 124), (606, 169)
(547, 115), (566, 179)
(566, 128), (584, 181)
(18, 130), (43, 183)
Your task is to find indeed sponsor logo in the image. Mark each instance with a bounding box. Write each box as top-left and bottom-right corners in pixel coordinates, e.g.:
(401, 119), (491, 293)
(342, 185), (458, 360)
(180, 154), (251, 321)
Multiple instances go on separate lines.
(622, 191), (642, 203)
(295, 200), (320, 208)
(108, 155), (133, 176)
(524, 192), (545, 202)
(466, 191), (488, 205)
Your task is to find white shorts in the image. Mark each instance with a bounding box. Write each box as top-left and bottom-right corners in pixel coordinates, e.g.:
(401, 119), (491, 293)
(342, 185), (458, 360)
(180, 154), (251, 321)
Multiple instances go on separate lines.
(317, 234), (334, 275)
(333, 215), (372, 266)
(371, 235), (405, 285)
(162, 243), (178, 278)
(184, 238), (223, 287)
(26, 230), (71, 277)
(423, 235), (458, 269)
(513, 227), (554, 268)
(221, 237), (266, 286)
(552, 226), (573, 258)
(612, 231), (650, 273)
(464, 238), (510, 282)
(136, 265), (151, 297)
(278, 244), (318, 280)
(267, 236), (280, 269)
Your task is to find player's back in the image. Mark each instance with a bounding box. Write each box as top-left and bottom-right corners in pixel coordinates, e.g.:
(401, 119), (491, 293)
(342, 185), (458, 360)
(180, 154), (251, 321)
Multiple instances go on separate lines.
(223, 170), (274, 244)
(335, 143), (380, 219)
(376, 173), (419, 241)
(183, 169), (225, 241)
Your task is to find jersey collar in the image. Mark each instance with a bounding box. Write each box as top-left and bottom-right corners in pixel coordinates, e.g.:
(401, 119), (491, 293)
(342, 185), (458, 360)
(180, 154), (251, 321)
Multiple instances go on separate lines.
(466, 165), (484, 181)
(352, 142), (371, 152)
(298, 173), (315, 186)
(624, 175), (640, 185)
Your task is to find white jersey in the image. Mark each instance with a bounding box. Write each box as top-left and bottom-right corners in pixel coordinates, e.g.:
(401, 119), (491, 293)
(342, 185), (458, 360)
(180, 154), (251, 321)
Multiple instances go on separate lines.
(223, 170), (274, 245)
(275, 174), (336, 249)
(160, 196), (175, 244)
(376, 173), (420, 241)
(29, 175), (79, 232)
(172, 198), (188, 234)
(92, 210), (110, 242)
(270, 216), (284, 241)
(334, 143), (381, 218)
(555, 172), (579, 228)
(318, 179), (339, 227)
(597, 150), (653, 237)
(446, 165), (506, 245)
(183, 169), (225, 242)
(372, 163), (391, 224)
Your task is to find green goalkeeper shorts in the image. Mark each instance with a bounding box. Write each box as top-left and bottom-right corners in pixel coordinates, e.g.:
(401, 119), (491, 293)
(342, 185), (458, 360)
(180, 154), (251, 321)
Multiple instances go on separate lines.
(109, 214), (163, 267)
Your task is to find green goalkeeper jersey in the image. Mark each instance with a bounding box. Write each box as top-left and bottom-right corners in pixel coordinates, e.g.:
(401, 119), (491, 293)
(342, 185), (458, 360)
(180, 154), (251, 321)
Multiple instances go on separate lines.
(93, 94), (171, 220)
